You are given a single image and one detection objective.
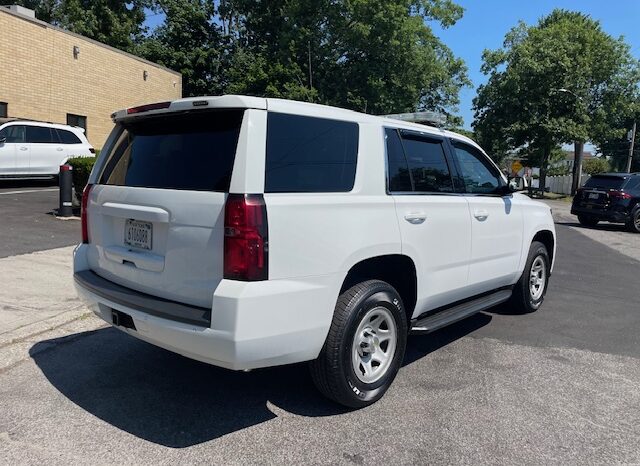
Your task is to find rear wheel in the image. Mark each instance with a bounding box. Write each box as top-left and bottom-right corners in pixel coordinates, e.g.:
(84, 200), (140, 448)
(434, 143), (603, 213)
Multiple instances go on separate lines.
(310, 280), (407, 408)
(626, 205), (640, 233)
(578, 215), (599, 227)
(508, 241), (550, 314)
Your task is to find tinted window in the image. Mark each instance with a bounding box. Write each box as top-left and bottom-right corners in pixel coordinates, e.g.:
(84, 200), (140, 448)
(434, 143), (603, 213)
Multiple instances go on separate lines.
(452, 141), (501, 194)
(584, 176), (626, 190)
(0, 102), (7, 118)
(0, 125), (25, 143)
(265, 113), (358, 193)
(57, 129), (82, 145)
(623, 177), (640, 191)
(400, 134), (453, 192)
(100, 110), (243, 192)
(26, 126), (55, 144)
(385, 128), (412, 191)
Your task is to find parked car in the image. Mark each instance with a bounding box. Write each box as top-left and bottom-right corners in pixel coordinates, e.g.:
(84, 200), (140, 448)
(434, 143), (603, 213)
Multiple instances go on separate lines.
(571, 173), (640, 233)
(0, 118), (94, 179)
(73, 96), (556, 407)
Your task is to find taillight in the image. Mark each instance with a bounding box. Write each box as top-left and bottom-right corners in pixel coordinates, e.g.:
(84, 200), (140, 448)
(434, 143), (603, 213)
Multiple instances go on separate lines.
(609, 191), (632, 200)
(224, 194), (268, 281)
(81, 184), (93, 243)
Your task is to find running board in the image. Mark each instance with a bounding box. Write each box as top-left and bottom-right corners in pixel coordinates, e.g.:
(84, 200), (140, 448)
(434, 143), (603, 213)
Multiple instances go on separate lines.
(410, 289), (512, 333)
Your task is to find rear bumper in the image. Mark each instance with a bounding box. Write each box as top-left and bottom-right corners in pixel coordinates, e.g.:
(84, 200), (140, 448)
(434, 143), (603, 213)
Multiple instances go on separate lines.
(571, 205), (629, 223)
(73, 245), (337, 370)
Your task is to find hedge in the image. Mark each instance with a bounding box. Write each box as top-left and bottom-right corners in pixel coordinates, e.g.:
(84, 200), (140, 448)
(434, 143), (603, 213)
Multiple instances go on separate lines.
(67, 156), (97, 200)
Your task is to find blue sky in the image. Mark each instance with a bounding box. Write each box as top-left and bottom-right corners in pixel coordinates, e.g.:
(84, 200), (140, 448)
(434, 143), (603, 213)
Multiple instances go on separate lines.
(431, 0), (640, 129)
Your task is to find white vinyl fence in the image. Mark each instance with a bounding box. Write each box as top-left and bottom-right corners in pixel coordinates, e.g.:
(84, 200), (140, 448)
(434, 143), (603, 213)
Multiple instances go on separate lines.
(545, 174), (591, 195)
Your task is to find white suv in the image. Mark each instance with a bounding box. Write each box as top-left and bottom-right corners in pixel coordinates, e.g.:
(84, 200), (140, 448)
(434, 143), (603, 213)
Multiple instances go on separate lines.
(0, 119), (94, 178)
(74, 96), (556, 407)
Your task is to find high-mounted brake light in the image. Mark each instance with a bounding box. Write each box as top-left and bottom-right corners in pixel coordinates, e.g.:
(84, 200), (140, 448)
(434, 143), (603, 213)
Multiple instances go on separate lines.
(224, 194), (268, 281)
(126, 101), (171, 114)
(81, 184), (93, 243)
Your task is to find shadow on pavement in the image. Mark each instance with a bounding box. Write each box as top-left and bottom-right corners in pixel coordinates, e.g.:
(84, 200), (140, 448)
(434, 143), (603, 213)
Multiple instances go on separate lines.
(30, 314), (489, 447)
(555, 220), (628, 232)
(0, 179), (57, 189)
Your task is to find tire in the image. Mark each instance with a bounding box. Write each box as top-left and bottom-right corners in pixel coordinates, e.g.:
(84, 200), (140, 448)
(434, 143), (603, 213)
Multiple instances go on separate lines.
(310, 280), (408, 408)
(577, 215), (599, 227)
(508, 241), (550, 314)
(625, 205), (640, 233)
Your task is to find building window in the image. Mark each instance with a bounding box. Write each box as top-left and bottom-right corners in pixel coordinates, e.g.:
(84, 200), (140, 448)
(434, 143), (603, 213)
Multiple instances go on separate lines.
(0, 102), (7, 118)
(67, 113), (87, 135)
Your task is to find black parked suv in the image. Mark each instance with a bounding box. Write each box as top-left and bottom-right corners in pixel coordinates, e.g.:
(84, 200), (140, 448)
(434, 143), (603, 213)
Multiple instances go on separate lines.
(571, 173), (640, 233)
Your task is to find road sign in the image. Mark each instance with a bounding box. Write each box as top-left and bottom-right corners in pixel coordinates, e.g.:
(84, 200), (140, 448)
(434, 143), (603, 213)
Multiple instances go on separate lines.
(511, 161), (523, 174)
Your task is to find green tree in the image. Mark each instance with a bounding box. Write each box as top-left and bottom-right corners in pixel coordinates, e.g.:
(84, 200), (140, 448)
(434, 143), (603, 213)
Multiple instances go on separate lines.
(222, 0), (470, 116)
(473, 9), (640, 187)
(10, 0), (149, 52)
(136, 0), (222, 97)
(583, 157), (610, 175)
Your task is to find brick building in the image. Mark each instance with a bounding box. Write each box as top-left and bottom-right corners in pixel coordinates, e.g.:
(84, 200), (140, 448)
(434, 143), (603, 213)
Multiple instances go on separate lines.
(0, 5), (182, 148)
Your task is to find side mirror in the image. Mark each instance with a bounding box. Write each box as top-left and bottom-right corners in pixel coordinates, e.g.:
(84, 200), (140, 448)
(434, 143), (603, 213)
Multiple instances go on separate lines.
(508, 176), (528, 192)
(0, 136), (6, 144)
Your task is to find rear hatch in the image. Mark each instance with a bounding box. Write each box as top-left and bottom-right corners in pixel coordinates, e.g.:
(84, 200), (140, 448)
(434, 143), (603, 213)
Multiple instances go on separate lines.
(85, 110), (244, 308)
(576, 175), (626, 211)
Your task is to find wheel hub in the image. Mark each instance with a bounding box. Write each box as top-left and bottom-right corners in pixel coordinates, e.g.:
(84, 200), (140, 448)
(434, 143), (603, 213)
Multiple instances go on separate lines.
(351, 307), (398, 384)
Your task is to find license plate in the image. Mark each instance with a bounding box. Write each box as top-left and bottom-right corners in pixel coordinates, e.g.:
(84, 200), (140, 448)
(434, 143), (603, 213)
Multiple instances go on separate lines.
(588, 193), (600, 200)
(125, 219), (152, 250)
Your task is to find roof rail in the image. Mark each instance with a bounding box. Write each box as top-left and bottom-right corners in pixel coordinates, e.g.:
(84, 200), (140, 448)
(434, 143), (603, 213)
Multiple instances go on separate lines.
(382, 111), (446, 127)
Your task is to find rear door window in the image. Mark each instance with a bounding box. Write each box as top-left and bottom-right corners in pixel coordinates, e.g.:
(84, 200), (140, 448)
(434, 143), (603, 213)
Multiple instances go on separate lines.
(99, 110), (244, 192)
(26, 126), (55, 144)
(56, 129), (82, 144)
(265, 113), (358, 193)
(385, 128), (412, 192)
(584, 176), (626, 190)
(400, 134), (454, 193)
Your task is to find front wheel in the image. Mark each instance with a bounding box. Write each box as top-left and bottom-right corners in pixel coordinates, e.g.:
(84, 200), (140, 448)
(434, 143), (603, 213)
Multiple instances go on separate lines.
(310, 280), (407, 408)
(508, 241), (550, 313)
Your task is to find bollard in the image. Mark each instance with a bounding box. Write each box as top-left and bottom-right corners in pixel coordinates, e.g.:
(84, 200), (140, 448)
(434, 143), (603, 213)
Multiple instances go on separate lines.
(58, 164), (73, 217)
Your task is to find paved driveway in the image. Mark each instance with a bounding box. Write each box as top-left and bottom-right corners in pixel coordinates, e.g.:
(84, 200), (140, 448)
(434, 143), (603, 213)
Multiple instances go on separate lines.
(0, 216), (638, 464)
(0, 180), (79, 258)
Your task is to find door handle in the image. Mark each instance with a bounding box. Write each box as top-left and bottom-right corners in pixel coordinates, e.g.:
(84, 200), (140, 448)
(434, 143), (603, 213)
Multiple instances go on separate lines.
(19, 146), (28, 151)
(404, 212), (426, 224)
(56, 147), (64, 151)
(474, 209), (489, 220)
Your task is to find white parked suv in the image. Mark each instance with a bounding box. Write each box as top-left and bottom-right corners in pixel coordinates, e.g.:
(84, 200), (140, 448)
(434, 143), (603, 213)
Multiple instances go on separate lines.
(74, 96), (556, 407)
(0, 118), (94, 178)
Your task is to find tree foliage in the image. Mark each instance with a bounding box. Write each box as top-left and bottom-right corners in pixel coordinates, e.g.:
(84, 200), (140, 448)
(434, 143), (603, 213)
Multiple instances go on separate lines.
(12, 0), (471, 121)
(140, 0), (470, 117)
(473, 9), (640, 179)
(583, 157), (610, 175)
(12, 0), (150, 52)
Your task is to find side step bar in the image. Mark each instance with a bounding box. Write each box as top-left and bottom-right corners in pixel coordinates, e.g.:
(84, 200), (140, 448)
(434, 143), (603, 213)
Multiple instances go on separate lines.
(410, 289), (512, 333)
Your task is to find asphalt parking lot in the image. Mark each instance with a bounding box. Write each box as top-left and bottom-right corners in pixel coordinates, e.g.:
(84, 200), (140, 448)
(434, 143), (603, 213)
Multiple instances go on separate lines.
(0, 189), (639, 464)
(0, 181), (79, 258)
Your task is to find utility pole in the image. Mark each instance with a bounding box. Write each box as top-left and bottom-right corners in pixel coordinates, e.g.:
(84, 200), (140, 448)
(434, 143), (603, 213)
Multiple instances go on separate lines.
(571, 141), (584, 195)
(626, 121), (636, 173)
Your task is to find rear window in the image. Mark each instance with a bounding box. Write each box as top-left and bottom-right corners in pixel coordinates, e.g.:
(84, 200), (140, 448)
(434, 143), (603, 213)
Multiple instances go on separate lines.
(584, 176), (626, 190)
(57, 129), (82, 144)
(265, 113), (358, 193)
(99, 110), (244, 192)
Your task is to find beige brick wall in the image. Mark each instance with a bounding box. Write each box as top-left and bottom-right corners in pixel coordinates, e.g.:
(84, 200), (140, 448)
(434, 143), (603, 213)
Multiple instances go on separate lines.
(0, 9), (182, 148)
